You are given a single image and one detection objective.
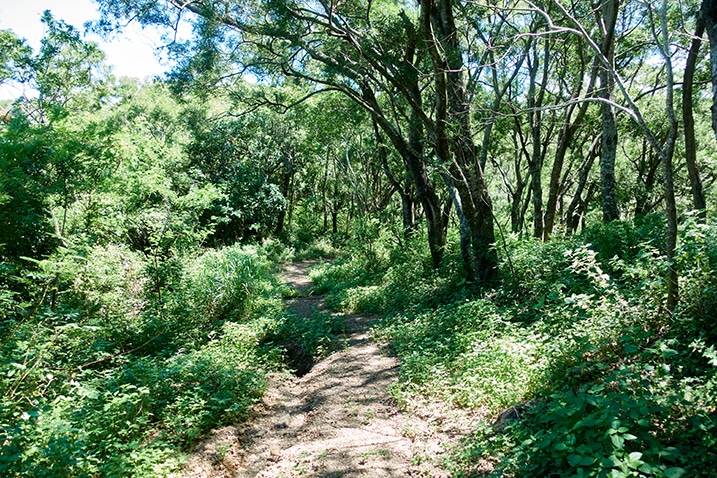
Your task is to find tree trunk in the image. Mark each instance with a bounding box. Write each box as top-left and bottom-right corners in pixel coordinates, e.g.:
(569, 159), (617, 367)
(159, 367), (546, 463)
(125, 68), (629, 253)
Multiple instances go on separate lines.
(373, 117), (416, 238)
(633, 139), (661, 217)
(656, 1), (679, 312)
(421, 0), (497, 283)
(544, 44), (597, 240)
(702, 0), (717, 144)
(683, 17), (708, 220)
(322, 154), (330, 231)
(567, 136), (599, 233)
(527, 34), (551, 240)
(362, 85), (446, 269)
(597, 0), (621, 222)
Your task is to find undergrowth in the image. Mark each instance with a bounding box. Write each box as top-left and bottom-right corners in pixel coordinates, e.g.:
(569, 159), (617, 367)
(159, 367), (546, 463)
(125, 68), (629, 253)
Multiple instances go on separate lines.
(0, 241), (336, 476)
(311, 218), (717, 477)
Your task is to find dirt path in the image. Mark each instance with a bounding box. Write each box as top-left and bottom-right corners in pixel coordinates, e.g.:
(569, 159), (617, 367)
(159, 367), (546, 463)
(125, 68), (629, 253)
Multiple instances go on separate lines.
(178, 260), (481, 477)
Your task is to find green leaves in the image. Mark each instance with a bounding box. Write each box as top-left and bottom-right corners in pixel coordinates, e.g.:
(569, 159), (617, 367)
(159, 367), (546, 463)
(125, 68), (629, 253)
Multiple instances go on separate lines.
(0, 223), (293, 476)
(663, 467), (687, 478)
(0, 30), (32, 84)
(568, 453), (596, 467)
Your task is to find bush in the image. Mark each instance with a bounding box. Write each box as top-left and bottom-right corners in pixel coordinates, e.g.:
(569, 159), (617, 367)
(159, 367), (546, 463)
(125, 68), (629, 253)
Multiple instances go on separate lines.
(0, 242), (287, 477)
(313, 220), (717, 477)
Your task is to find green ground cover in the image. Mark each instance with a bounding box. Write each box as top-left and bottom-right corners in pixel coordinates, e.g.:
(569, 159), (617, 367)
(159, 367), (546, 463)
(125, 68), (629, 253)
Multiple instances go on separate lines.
(309, 218), (717, 477)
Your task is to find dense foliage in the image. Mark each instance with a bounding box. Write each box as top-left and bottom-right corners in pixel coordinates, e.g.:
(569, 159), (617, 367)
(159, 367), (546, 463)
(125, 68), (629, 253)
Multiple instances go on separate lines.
(2, 0), (717, 475)
(310, 220), (717, 477)
(0, 16), (343, 476)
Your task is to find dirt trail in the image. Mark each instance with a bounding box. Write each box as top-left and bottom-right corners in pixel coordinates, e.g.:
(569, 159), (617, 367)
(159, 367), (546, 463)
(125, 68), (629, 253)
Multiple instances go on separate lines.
(178, 260), (481, 477)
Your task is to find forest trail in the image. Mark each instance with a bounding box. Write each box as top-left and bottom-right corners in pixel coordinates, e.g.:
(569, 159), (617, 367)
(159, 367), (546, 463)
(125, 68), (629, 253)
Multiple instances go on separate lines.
(179, 260), (481, 477)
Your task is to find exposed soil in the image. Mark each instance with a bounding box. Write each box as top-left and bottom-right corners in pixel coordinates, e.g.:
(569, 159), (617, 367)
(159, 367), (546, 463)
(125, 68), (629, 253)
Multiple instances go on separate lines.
(176, 260), (486, 477)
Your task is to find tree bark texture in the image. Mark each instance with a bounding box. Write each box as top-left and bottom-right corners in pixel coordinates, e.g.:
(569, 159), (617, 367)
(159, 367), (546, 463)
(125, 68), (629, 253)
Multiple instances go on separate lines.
(656, 1), (679, 312)
(597, 0), (621, 222)
(702, 0), (717, 144)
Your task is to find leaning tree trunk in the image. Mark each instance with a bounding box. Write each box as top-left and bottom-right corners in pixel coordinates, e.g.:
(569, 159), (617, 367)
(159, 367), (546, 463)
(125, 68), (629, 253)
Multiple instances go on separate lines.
(373, 117), (416, 237)
(544, 45), (598, 240)
(566, 136), (599, 233)
(362, 84), (447, 269)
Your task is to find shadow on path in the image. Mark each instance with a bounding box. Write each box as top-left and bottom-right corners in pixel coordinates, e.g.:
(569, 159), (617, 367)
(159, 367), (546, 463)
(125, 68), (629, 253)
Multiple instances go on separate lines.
(176, 260), (482, 478)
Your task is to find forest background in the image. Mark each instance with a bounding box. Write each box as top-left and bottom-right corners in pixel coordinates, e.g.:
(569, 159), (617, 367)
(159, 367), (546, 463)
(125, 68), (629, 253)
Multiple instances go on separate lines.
(1, 0), (717, 476)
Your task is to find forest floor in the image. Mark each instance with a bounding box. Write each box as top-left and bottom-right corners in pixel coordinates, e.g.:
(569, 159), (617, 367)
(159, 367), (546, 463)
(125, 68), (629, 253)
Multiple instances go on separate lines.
(177, 260), (487, 477)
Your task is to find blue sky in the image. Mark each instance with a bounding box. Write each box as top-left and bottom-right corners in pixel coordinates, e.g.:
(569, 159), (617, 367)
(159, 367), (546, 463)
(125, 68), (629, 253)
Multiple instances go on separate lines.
(0, 0), (176, 99)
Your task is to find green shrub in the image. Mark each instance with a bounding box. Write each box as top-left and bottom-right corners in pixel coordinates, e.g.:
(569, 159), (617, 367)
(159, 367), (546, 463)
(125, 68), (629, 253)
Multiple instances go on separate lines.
(0, 242), (287, 477)
(314, 220), (717, 477)
(181, 245), (275, 322)
(466, 346), (716, 478)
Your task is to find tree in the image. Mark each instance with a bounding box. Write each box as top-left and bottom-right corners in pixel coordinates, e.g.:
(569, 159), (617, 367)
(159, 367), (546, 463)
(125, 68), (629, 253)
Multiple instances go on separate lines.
(94, 0), (452, 268)
(539, 0), (682, 310)
(702, 0), (717, 143)
(0, 15), (111, 262)
(542, 20), (598, 239)
(92, 0), (503, 279)
(682, 15), (708, 220)
(0, 30), (31, 86)
(186, 113), (288, 243)
(421, 0), (498, 281)
(596, 0), (621, 223)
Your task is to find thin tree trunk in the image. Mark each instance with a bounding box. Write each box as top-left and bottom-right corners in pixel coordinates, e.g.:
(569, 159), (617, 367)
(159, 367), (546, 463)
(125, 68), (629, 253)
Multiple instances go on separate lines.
(702, 0), (717, 143)
(656, 1), (679, 312)
(322, 154), (330, 231)
(373, 117), (416, 237)
(567, 136), (599, 233)
(634, 139), (661, 217)
(683, 18), (707, 220)
(527, 33), (551, 239)
(362, 85), (446, 268)
(544, 43), (598, 239)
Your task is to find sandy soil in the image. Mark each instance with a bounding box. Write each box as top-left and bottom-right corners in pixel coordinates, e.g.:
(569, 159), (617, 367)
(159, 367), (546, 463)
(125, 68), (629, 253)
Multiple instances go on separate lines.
(176, 260), (484, 477)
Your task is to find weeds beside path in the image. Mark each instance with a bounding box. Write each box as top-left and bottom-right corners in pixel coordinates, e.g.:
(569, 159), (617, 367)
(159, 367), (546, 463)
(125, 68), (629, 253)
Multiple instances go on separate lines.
(177, 260), (482, 477)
